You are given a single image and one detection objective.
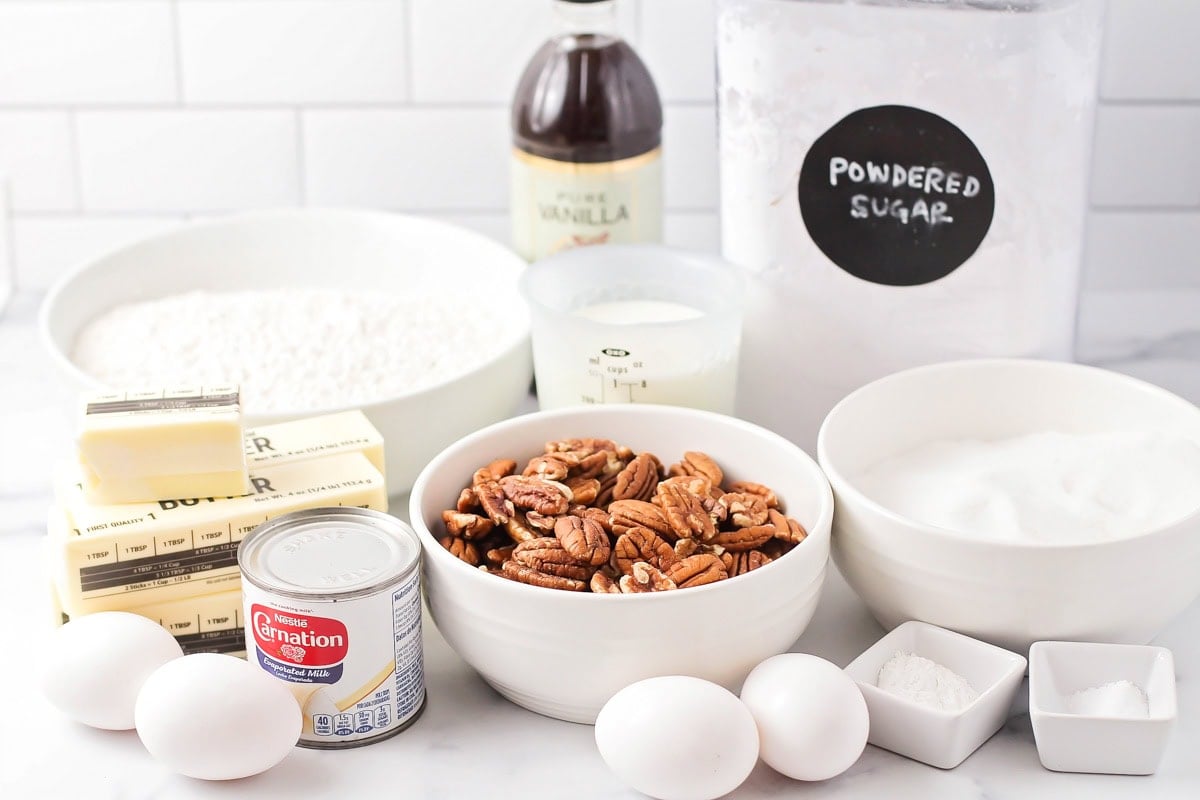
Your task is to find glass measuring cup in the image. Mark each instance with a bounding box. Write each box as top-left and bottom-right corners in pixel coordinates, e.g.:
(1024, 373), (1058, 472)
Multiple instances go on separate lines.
(518, 244), (742, 413)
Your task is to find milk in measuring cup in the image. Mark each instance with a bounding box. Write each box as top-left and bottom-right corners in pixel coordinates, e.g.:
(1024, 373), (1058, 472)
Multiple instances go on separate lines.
(535, 299), (737, 413)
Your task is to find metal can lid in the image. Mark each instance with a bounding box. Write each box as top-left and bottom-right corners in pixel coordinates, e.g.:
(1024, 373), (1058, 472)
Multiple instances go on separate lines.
(238, 507), (420, 599)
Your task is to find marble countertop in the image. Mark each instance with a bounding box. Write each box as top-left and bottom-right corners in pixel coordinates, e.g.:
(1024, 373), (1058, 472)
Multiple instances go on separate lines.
(2, 288), (1199, 799)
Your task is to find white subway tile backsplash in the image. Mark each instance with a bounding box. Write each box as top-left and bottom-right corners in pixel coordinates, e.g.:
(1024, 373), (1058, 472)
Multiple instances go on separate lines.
(76, 111), (299, 212)
(663, 105), (718, 211)
(178, 1), (408, 104)
(640, 0), (716, 103)
(1090, 106), (1200, 208)
(0, 113), (76, 212)
(664, 212), (721, 253)
(0, 2), (175, 105)
(12, 214), (185, 290)
(1101, 0), (1200, 101)
(304, 109), (510, 210)
(430, 212), (512, 247)
(1085, 211), (1200, 291)
(409, 0), (639, 105)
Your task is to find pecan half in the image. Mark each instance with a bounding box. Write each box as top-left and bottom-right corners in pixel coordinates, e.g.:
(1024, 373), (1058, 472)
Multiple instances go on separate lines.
(554, 516), (611, 567)
(441, 510), (495, 540)
(619, 562), (676, 593)
(590, 571), (621, 594)
(670, 451), (724, 487)
(614, 528), (678, 575)
(545, 437), (618, 457)
(522, 454), (575, 481)
(768, 509), (808, 544)
(513, 537), (593, 580)
(474, 458), (517, 485)
(485, 543), (516, 566)
(717, 492), (769, 528)
(499, 475), (571, 515)
(564, 476), (601, 505)
(503, 512), (539, 543)
(440, 535), (479, 566)
(501, 560), (587, 592)
(666, 554), (728, 588)
(608, 499), (674, 539)
(475, 480), (515, 525)
(673, 537), (699, 559)
(657, 482), (717, 542)
(725, 480), (780, 509)
(712, 524), (775, 552)
(569, 504), (613, 534)
(524, 510), (558, 531)
(612, 453), (660, 503)
(656, 474), (713, 498)
(456, 487), (479, 513)
(573, 450), (613, 480)
(721, 550), (772, 576)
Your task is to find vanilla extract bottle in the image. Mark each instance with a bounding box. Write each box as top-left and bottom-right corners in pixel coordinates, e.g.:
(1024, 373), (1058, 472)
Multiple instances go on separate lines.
(511, 0), (663, 262)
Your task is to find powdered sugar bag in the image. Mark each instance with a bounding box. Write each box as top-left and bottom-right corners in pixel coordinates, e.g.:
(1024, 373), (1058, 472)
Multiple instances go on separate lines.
(717, 0), (1105, 449)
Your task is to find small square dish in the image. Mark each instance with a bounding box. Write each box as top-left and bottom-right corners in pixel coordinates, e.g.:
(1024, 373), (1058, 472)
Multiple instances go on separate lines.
(1028, 641), (1176, 775)
(844, 620), (1027, 769)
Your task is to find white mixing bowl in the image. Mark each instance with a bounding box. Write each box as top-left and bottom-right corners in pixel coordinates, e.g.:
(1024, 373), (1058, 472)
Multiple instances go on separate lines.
(39, 209), (533, 495)
(818, 359), (1200, 654)
(409, 405), (834, 723)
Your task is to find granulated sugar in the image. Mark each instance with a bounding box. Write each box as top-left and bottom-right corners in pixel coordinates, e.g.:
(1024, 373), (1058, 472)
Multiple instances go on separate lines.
(1065, 681), (1150, 719)
(72, 288), (513, 414)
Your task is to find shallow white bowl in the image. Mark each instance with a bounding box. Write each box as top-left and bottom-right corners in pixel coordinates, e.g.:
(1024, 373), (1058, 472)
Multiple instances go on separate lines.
(1029, 641), (1176, 775)
(844, 620), (1027, 769)
(409, 404), (834, 723)
(818, 359), (1200, 654)
(39, 209), (533, 495)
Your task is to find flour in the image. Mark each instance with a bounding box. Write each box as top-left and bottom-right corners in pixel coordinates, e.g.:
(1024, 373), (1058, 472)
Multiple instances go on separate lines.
(71, 288), (515, 414)
(877, 651), (978, 712)
(716, 0), (1105, 450)
(1065, 681), (1150, 718)
(853, 431), (1200, 543)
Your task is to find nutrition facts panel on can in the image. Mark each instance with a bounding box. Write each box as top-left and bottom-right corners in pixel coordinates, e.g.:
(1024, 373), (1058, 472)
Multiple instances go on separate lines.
(391, 571), (424, 721)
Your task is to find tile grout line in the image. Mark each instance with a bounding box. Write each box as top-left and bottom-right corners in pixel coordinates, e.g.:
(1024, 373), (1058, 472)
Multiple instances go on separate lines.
(403, 0), (416, 104)
(169, 0), (186, 106)
(295, 108), (308, 207)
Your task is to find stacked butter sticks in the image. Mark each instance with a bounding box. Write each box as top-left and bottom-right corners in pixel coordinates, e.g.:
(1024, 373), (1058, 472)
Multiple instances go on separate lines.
(47, 386), (388, 655)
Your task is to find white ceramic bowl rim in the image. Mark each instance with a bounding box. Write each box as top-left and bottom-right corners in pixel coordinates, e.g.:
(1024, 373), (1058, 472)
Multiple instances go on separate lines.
(817, 358), (1200, 552)
(37, 207), (533, 419)
(410, 404), (834, 605)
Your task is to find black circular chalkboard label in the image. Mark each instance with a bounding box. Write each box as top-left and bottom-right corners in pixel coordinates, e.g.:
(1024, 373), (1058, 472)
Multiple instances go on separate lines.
(798, 105), (995, 287)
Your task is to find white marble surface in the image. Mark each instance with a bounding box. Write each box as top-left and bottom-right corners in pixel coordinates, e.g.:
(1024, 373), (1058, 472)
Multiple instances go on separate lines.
(2, 288), (1199, 799)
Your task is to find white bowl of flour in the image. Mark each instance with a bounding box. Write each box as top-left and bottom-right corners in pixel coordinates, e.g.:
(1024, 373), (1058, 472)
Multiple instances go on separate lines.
(40, 209), (533, 495)
(817, 359), (1200, 654)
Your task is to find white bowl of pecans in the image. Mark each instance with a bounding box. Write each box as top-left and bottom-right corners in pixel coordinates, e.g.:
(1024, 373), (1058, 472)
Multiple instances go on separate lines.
(409, 404), (834, 723)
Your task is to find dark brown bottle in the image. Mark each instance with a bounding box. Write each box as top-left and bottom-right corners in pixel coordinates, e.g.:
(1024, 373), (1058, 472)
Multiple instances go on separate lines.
(511, 0), (663, 261)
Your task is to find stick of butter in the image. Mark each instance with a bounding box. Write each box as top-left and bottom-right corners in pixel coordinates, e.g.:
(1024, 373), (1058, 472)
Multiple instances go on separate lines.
(51, 452), (388, 615)
(78, 386), (250, 504)
(49, 568), (246, 656)
(244, 410), (384, 476)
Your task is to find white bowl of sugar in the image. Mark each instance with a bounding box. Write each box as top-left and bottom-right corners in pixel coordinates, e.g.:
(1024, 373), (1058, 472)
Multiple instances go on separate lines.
(39, 209), (533, 496)
(817, 359), (1200, 654)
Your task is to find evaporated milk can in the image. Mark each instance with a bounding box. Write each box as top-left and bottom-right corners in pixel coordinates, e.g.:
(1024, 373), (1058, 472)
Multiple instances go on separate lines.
(238, 507), (425, 748)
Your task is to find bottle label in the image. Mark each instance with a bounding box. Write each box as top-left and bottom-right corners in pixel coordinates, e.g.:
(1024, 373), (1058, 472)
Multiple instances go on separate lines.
(510, 147), (663, 261)
(797, 105), (995, 286)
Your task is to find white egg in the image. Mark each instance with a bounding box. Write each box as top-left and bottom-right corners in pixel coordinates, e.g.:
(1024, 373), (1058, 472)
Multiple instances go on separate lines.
(135, 653), (302, 780)
(740, 653), (869, 781)
(41, 611), (183, 730)
(595, 675), (759, 800)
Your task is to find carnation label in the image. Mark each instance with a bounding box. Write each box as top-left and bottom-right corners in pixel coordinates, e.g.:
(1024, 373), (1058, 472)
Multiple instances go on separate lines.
(238, 508), (425, 749)
(250, 606), (348, 683)
(797, 104), (995, 287)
